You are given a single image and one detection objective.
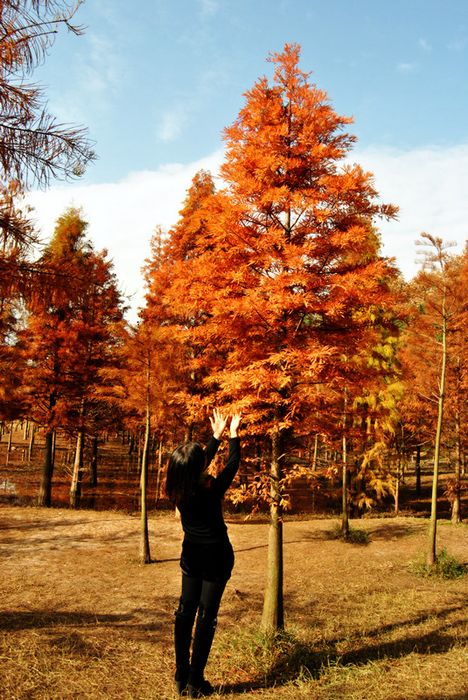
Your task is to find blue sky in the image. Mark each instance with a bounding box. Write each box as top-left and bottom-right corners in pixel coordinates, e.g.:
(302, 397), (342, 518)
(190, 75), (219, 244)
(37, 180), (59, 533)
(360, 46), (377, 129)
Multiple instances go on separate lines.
(29, 0), (468, 318)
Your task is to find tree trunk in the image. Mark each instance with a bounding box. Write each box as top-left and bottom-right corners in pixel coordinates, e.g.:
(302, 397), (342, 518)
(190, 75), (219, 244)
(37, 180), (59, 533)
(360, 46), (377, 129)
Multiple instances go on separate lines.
(38, 430), (54, 507)
(27, 423), (35, 463)
(415, 445), (421, 495)
(136, 430), (141, 472)
(5, 426), (12, 466)
(312, 433), (319, 471)
(261, 428), (284, 634)
(426, 290), (447, 568)
(140, 378), (152, 564)
(70, 429), (85, 508)
(451, 407), (462, 524)
(311, 433), (319, 512)
(155, 440), (163, 505)
(341, 436), (349, 537)
(90, 434), (98, 487)
(51, 429), (57, 466)
(341, 391), (349, 538)
(394, 457), (401, 515)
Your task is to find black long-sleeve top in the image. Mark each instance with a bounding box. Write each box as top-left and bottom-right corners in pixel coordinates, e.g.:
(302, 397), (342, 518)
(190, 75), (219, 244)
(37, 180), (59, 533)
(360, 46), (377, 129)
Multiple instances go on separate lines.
(178, 436), (241, 544)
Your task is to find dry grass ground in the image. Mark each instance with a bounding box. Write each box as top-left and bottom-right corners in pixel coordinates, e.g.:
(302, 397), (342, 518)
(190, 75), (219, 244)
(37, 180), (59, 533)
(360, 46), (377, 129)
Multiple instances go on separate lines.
(0, 506), (467, 700)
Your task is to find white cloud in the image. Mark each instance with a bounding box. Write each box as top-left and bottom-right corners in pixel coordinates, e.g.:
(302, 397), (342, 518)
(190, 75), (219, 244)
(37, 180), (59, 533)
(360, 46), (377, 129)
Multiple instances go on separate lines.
(26, 151), (224, 322)
(156, 108), (189, 143)
(199, 0), (219, 17)
(397, 62), (418, 73)
(353, 144), (468, 275)
(447, 38), (467, 52)
(81, 34), (122, 95)
(155, 69), (228, 143)
(418, 38), (432, 52)
(27, 144), (467, 322)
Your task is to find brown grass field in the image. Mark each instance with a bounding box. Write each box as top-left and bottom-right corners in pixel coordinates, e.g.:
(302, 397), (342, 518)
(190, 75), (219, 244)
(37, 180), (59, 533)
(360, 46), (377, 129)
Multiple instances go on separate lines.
(0, 505), (467, 700)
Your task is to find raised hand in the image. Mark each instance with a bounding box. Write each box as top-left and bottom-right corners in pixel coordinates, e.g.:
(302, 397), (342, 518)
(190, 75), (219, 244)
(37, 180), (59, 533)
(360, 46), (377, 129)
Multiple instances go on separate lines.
(230, 413), (242, 437)
(209, 408), (229, 440)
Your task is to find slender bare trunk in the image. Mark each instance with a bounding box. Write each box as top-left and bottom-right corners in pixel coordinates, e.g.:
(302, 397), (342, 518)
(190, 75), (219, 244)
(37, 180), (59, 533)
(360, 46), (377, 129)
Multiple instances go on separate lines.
(140, 372), (152, 564)
(51, 429), (56, 465)
(427, 291), (447, 568)
(394, 457), (401, 515)
(341, 390), (349, 538)
(38, 430), (54, 507)
(27, 423), (35, 463)
(5, 425), (12, 466)
(90, 434), (98, 488)
(451, 406), (462, 524)
(70, 429), (85, 508)
(415, 444), (421, 495)
(312, 433), (319, 471)
(155, 440), (163, 505)
(261, 428), (284, 633)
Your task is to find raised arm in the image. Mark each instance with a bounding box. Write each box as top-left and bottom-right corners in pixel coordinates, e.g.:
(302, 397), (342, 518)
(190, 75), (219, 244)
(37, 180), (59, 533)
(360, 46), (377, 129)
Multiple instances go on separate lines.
(212, 413), (242, 495)
(204, 408), (228, 467)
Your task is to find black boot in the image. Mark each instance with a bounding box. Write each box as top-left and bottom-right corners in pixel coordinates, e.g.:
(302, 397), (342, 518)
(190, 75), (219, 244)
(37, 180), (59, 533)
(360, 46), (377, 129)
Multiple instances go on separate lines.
(174, 601), (197, 696)
(187, 610), (217, 697)
(187, 679), (214, 698)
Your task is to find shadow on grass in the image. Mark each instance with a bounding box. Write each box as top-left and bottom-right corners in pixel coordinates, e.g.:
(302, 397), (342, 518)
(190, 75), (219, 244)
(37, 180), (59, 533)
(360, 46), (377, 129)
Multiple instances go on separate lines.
(0, 608), (168, 637)
(292, 521), (426, 543)
(367, 521), (426, 540)
(220, 603), (467, 695)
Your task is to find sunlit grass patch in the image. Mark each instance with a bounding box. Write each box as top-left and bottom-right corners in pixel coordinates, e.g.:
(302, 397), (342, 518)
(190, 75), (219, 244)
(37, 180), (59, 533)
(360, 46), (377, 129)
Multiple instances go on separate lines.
(213, 620), (468, 699)
(409, 547), (468, 580)
(325, 523), (371, 544)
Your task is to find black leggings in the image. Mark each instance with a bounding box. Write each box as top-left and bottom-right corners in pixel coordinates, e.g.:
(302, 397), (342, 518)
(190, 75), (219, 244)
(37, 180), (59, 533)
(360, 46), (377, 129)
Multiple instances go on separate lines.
(174, 574), (229, 684)
(178, 573), (228, 622)
(175, 539), (234, 686)
(174, 539), (234, 683)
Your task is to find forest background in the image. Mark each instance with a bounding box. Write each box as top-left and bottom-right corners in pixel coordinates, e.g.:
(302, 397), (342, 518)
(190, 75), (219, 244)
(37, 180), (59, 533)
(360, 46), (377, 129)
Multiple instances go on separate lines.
(0, 0), (467, 675)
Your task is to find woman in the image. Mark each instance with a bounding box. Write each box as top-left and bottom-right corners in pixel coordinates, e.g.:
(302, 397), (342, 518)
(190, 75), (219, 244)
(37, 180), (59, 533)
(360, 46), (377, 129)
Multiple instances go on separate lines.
(166, 408), (242, 698)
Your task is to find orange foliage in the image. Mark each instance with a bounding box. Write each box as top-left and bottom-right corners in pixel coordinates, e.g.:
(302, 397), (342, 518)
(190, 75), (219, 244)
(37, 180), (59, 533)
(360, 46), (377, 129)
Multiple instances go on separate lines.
(21, 208), (125, 436)
(143, 45), (401, 514)
(399, 241), (467, 458)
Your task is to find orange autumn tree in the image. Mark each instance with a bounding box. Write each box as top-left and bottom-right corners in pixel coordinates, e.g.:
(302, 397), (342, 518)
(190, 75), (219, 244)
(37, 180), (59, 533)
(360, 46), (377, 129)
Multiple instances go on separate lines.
(400, 237), (467, 555)
(65, 245), (124, 509)
(22, 207), (124, 507)
(122, 226), (188, 564)
(120, 322), (157, 565)
(163, 44), (398, 633)
(0, 181), (38, 421)
(144, 172), (220, 442)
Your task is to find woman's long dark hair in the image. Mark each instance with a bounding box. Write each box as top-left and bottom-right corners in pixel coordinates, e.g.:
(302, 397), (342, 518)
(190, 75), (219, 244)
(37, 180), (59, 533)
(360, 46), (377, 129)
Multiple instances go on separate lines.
(165, 441), (206, 505)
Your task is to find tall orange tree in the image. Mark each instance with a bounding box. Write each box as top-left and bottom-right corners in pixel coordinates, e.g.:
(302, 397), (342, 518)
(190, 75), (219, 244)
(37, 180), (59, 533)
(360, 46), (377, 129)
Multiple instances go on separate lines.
(66, 248), (124, 508)
(400, 236), (466, 553)
(162, 44), (398, 633)
(144, 173), (220, 443)
(22, 207), (124, 507)
(0, 181), (38, 421)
